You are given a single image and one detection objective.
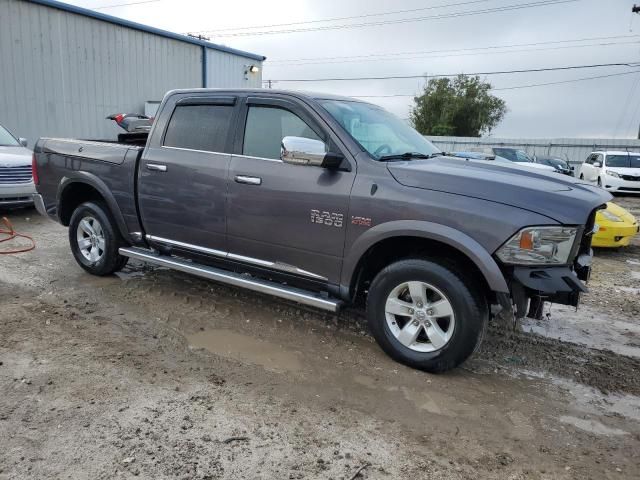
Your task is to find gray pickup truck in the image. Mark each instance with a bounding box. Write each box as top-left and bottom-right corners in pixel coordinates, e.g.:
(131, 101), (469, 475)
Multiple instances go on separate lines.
(33, 88), (610, 372)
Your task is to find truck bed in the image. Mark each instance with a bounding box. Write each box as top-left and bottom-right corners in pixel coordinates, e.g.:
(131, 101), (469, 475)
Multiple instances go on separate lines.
(39, 138), (143, 165)
(34, 137), (144, 237)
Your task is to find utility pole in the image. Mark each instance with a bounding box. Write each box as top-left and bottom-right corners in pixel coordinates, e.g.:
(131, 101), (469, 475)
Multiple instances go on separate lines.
(632, 6), (640, 136)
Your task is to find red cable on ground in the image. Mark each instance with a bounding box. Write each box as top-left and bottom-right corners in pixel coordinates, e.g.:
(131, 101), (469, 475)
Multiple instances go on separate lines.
(0, 217), (36, 254)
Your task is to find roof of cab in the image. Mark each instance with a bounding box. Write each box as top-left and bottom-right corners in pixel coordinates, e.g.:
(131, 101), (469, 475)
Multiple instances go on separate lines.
(166, 88), (372, 104)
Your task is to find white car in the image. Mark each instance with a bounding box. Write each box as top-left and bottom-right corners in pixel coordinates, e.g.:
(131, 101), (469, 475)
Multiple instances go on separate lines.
(0, 123), (35, 207)
(578, 151), (640, 193)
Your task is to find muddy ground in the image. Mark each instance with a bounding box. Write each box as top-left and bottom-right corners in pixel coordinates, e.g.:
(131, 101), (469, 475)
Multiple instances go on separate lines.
(1, 197), (640, 479)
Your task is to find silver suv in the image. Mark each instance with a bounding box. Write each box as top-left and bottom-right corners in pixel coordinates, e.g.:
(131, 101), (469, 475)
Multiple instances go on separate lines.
(0, 123), (34, 207)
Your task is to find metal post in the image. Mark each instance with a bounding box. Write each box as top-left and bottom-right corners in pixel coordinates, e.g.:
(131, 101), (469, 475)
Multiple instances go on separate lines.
(202, 45), (208, 88)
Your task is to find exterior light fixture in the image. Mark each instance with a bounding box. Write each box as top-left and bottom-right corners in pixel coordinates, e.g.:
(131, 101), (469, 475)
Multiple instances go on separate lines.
(244, 64), (261, 81)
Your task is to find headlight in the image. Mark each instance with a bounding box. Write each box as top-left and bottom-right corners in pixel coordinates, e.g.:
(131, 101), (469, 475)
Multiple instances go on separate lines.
(606, 170), (620, 178)
(600, 210), (623, 222)
(496, 226), (578, 265)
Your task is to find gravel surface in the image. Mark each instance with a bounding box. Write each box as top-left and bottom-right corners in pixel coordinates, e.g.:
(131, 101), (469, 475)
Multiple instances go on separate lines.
(1, 199), (640, 479)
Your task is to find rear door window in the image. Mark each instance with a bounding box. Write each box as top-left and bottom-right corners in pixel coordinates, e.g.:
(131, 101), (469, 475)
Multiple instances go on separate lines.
(164, 104), (234, 153)
(242, 106), (322, 160)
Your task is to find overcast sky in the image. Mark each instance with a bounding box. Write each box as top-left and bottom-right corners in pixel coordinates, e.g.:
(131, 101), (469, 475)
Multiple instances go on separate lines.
(70, 0), (640, 138)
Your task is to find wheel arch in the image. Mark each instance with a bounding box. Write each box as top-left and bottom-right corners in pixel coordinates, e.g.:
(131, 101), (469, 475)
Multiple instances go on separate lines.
(341, 220), (509, 301)
(57, 174), (129, 241)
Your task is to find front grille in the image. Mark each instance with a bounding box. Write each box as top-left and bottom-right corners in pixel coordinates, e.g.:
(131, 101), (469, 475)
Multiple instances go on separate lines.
(0, 165), (32, 184)
(573, 207), (599, 281)
(0, 196), (31, 203)
(621, 175), (640, 181)
(582, 208), (597, 251)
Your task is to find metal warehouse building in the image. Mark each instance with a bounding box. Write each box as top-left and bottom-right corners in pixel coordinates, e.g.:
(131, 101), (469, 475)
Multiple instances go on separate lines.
(0, 0), (265, 143)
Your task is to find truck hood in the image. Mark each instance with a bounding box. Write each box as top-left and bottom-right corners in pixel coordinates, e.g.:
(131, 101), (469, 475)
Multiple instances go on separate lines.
(0, 146), (32, 166)
(388, 156), (612, 225)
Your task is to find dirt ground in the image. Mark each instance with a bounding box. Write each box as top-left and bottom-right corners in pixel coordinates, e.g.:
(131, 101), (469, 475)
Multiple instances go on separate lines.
(2, 197), (640, 479)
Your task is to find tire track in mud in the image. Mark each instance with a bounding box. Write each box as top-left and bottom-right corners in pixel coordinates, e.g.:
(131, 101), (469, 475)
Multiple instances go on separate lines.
(117, 264), (640, 396)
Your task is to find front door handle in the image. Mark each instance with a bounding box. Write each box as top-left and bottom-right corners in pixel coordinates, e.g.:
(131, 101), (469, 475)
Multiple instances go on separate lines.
(235, 175), (262, 186)
(147, 163), (167, 172)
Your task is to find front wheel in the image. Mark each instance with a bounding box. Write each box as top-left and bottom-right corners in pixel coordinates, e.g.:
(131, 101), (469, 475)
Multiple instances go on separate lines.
(68, 201), (128, 276)
(366, 258), (487, 373)
(597, 177), (602, 188)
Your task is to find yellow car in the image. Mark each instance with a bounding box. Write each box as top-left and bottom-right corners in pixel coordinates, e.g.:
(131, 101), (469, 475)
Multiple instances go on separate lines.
(592, 202), (639, 248)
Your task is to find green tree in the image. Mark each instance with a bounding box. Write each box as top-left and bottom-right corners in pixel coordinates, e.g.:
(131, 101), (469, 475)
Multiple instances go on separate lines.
(410, 75), (507, 137)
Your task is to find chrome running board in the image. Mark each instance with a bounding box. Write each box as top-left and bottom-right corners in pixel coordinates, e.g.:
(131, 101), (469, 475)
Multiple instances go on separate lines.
(118, 247), (342, 312)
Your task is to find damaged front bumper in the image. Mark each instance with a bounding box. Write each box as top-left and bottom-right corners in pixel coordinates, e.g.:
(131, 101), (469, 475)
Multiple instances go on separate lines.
(497, 250), (593, 320)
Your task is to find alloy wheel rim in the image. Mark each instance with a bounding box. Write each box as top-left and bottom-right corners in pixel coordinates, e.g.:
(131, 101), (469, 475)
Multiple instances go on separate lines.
(76, 216), (105, 262)
(384, 281), (456, 353)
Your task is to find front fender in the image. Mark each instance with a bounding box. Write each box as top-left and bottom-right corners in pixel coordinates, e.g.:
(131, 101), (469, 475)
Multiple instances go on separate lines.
(57, 173), (130, 241)
(341, 220), (509, 294)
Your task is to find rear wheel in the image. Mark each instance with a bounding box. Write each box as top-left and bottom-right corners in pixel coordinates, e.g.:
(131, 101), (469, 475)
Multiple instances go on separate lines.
(366, 258), (487, 373)
(69, 201), (128, 276)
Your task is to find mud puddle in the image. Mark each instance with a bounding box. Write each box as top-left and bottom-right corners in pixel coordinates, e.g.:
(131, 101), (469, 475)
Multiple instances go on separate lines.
(522, 304), (640, 358)
(559, 416), (629, 436)
(187, 329), (304, 373)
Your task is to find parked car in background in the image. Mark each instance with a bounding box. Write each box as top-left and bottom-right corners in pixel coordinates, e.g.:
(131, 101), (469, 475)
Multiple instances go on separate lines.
(453, 148), (557, 173)
(0, 123), (34, 208)
(490, 147), (558, 173)
(451, 151), (515, 165)
(593, 202), (639, 247)
(579, 151), (640, 193)
(535, 155), (574, 176)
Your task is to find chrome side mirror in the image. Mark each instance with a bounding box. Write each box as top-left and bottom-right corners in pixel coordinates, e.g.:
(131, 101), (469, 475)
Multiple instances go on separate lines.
(281, 136), (343, 168)
(19, 138), (28, 147)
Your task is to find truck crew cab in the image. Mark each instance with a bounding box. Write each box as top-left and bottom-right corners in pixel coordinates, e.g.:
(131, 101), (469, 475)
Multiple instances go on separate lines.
(33, 89), (610, 372)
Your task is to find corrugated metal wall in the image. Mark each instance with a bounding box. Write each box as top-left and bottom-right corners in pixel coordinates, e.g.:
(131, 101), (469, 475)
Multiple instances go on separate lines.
(427, 136), (640, 173)
(206, 49), (263, 89)
(0, 0), (262, 143)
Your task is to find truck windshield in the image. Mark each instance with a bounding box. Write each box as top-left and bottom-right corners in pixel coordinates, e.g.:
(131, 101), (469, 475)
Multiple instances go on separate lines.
(607, 154), (640, 168)
(0, 124), (19, 146)
(319, 100), (441, 160)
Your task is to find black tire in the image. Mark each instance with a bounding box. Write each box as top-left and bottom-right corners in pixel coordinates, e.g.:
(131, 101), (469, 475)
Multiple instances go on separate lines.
(597, 177), (602, 187)
(579, 174), (584, 180)
(366, 258), (488, 373)
(68, 201), (128, 276)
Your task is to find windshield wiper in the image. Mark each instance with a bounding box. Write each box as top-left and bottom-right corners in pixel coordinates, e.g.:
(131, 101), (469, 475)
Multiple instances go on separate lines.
(378, 152), (442, 162)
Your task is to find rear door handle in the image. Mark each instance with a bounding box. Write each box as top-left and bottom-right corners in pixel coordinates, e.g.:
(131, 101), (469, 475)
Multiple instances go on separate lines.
(147, 163), (167, 172)
(235, 175), (262, 185)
